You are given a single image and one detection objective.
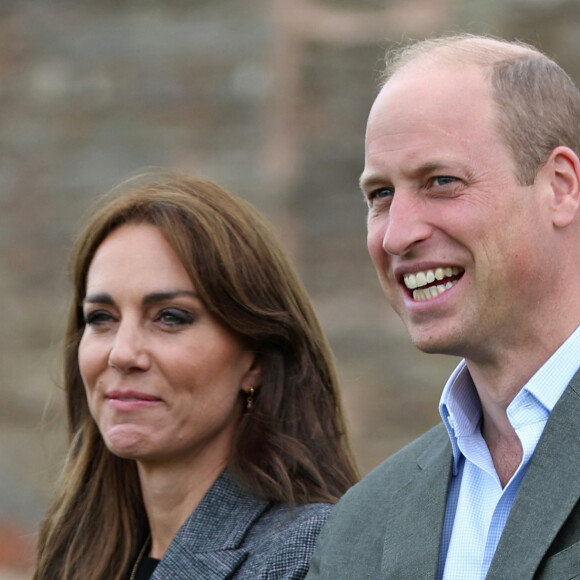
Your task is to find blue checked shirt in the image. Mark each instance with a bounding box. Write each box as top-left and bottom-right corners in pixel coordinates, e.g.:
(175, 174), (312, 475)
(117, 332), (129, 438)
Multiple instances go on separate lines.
(437, 324), (580, 580)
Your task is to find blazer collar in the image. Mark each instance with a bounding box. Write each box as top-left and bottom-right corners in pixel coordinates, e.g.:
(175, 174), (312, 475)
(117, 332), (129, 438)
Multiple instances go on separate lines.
(381, 425), (453, 579)
(486, 371), (580, 578)
(152, 470), (270, 580)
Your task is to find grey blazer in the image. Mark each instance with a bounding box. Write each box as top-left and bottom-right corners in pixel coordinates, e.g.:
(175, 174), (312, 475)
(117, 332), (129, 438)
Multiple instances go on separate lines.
(150, 470), (332, 580)
(307, 370), (580, 579)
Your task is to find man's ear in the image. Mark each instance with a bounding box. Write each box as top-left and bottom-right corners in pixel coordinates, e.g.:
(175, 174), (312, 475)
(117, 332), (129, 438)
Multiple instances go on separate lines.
(545, 146), (580, 228)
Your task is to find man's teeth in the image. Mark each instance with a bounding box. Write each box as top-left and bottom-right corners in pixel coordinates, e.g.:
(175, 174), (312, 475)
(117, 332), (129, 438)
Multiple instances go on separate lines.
(412, 281), (456, 301)
(403, 267), (462, 302)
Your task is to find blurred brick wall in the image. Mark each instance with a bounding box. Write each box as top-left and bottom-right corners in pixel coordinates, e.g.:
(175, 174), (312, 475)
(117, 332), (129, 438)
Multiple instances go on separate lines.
(2, 0), (580, 575)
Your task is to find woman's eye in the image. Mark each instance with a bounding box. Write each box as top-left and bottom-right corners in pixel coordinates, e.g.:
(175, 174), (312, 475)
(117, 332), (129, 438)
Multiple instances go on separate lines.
(83, 310), (113, 326)
(158, 309), (195, 328)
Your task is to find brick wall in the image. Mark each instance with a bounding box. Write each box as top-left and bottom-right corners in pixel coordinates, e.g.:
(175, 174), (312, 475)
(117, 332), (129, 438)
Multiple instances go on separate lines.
(1, 0), (578, 575)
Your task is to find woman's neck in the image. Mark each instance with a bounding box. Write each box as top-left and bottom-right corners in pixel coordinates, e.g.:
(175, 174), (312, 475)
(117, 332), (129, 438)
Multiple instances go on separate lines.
(137, 459), (226, 559)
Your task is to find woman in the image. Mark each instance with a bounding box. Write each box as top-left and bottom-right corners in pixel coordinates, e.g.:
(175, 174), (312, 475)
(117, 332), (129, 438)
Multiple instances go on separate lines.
(34, 173), (359, 580)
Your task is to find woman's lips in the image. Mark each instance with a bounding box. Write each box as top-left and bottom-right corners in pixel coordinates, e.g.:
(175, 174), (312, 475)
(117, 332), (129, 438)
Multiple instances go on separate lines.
(105, 390), (163, 410)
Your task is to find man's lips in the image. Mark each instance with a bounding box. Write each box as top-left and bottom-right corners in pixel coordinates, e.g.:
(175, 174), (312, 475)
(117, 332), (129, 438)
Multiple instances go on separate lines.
(401, 266), (464, 302)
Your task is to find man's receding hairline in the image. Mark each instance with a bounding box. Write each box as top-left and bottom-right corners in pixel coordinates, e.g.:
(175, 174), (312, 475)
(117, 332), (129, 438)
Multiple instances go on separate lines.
(382, 35), (548, 87)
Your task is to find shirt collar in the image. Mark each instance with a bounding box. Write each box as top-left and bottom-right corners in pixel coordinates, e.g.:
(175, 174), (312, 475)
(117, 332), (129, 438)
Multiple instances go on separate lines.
(439, 360), (477, 474)
(439, 323), (580, 474)
(523, 323), (580, 412)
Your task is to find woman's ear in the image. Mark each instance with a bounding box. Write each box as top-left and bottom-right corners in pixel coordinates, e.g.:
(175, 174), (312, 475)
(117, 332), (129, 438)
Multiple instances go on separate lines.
(545, 146), (580, 228)
(241, 355), (262, 393)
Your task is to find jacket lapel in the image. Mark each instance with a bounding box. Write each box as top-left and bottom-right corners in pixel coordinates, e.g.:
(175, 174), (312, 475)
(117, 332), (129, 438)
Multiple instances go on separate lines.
(381, 425), (453, 579)
(152, 471), (270, 580)
(156, 549), (249, 580)
(487, 374), (580, 578)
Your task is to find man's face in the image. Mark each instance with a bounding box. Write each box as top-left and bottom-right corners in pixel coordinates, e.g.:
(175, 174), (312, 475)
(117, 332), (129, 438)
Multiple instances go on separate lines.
(362, 60), (555, 363)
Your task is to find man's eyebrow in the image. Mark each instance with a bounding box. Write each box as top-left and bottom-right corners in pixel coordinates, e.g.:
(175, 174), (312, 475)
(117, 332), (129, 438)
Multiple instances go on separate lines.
(358, 173), (385, 194)
(359, 160), (452, 192)
(414, 161), (448, 175)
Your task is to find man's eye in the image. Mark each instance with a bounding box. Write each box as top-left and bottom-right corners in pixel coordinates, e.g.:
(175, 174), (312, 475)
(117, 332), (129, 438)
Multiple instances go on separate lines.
(433, 176), (456, 186)
(374, 187), (394, 198)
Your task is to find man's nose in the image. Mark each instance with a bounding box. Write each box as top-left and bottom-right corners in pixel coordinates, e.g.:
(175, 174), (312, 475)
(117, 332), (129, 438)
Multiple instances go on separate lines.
(107, 321), (150, 373)
(382, 193), (433, 256)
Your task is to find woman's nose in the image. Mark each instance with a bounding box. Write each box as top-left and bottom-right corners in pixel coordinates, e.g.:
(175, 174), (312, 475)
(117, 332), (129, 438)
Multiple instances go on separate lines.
(107, 321), (150, 373)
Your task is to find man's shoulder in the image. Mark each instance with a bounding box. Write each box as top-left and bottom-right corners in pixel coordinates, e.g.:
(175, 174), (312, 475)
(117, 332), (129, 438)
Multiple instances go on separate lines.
(351, 422), (448, 494)
(317, 422), (448, 526)
(376, 421), (448, 469)
(305, 423), (450, 579)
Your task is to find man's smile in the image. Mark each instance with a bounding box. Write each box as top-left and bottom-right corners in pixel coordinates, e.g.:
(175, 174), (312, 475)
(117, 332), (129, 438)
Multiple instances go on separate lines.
(403, 267), (464, 301)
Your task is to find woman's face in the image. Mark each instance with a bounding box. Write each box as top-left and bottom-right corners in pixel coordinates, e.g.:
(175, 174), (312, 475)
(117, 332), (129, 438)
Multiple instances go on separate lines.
(78, 223), (260, 471)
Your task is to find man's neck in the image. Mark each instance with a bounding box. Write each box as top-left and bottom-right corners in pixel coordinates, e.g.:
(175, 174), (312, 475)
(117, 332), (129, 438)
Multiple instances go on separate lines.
(463, 321), (580, 486)
(480, 406), (522, 488)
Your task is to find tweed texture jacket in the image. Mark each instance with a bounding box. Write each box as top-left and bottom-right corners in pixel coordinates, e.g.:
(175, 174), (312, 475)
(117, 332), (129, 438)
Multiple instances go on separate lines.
(307, 369), (580, 580)
(150, 470), (332, 580)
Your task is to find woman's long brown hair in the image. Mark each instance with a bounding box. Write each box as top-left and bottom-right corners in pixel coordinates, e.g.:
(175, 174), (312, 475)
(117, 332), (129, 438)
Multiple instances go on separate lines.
(33, 173), (359, 580)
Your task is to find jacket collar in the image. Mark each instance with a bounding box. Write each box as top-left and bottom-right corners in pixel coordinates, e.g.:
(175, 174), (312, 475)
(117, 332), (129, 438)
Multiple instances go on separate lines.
(152, 470), (270, 580)
(380, 425), (453, 579)
(487, 370), (580, 578)
(380, 368), (580, 579)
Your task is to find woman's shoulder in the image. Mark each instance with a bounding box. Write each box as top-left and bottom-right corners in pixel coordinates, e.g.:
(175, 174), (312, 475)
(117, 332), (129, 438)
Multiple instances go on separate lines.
(238, 501), (334, 579)
(254, 501), (333, 536)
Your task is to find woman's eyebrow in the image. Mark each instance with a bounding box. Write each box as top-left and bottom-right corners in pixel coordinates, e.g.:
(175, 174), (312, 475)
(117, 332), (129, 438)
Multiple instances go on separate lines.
(142, 291), (199, 306)
(82, 290), (199, 307)
(82, 293), (114, 306)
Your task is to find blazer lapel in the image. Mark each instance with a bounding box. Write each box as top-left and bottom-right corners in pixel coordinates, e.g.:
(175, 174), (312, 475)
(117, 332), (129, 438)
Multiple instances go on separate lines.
(155, 549), (249, 580)
(487, 374), (580, 578)
(381, 426), (453, 579)
(152, 471), (270, 580)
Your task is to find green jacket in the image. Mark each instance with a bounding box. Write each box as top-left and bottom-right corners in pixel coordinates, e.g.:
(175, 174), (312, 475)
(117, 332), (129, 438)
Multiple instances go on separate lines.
(307, 370), (580, 579)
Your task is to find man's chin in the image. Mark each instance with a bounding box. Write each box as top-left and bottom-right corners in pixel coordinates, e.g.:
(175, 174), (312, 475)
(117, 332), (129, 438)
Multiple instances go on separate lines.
(407, 329), (462, 357)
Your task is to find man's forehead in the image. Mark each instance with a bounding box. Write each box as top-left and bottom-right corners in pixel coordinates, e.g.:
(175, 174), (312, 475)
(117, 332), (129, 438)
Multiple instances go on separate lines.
(382, 56), (487, 100)
(361, 59), (504, 187)
(367, 60), (492, 138)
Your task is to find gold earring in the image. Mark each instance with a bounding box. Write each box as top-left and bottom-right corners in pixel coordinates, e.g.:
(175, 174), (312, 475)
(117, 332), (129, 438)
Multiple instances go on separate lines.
(246, 387), (255, 410)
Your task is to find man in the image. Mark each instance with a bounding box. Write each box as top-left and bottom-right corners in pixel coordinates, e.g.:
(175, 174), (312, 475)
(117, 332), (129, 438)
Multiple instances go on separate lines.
(306, 35), (580, 579)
